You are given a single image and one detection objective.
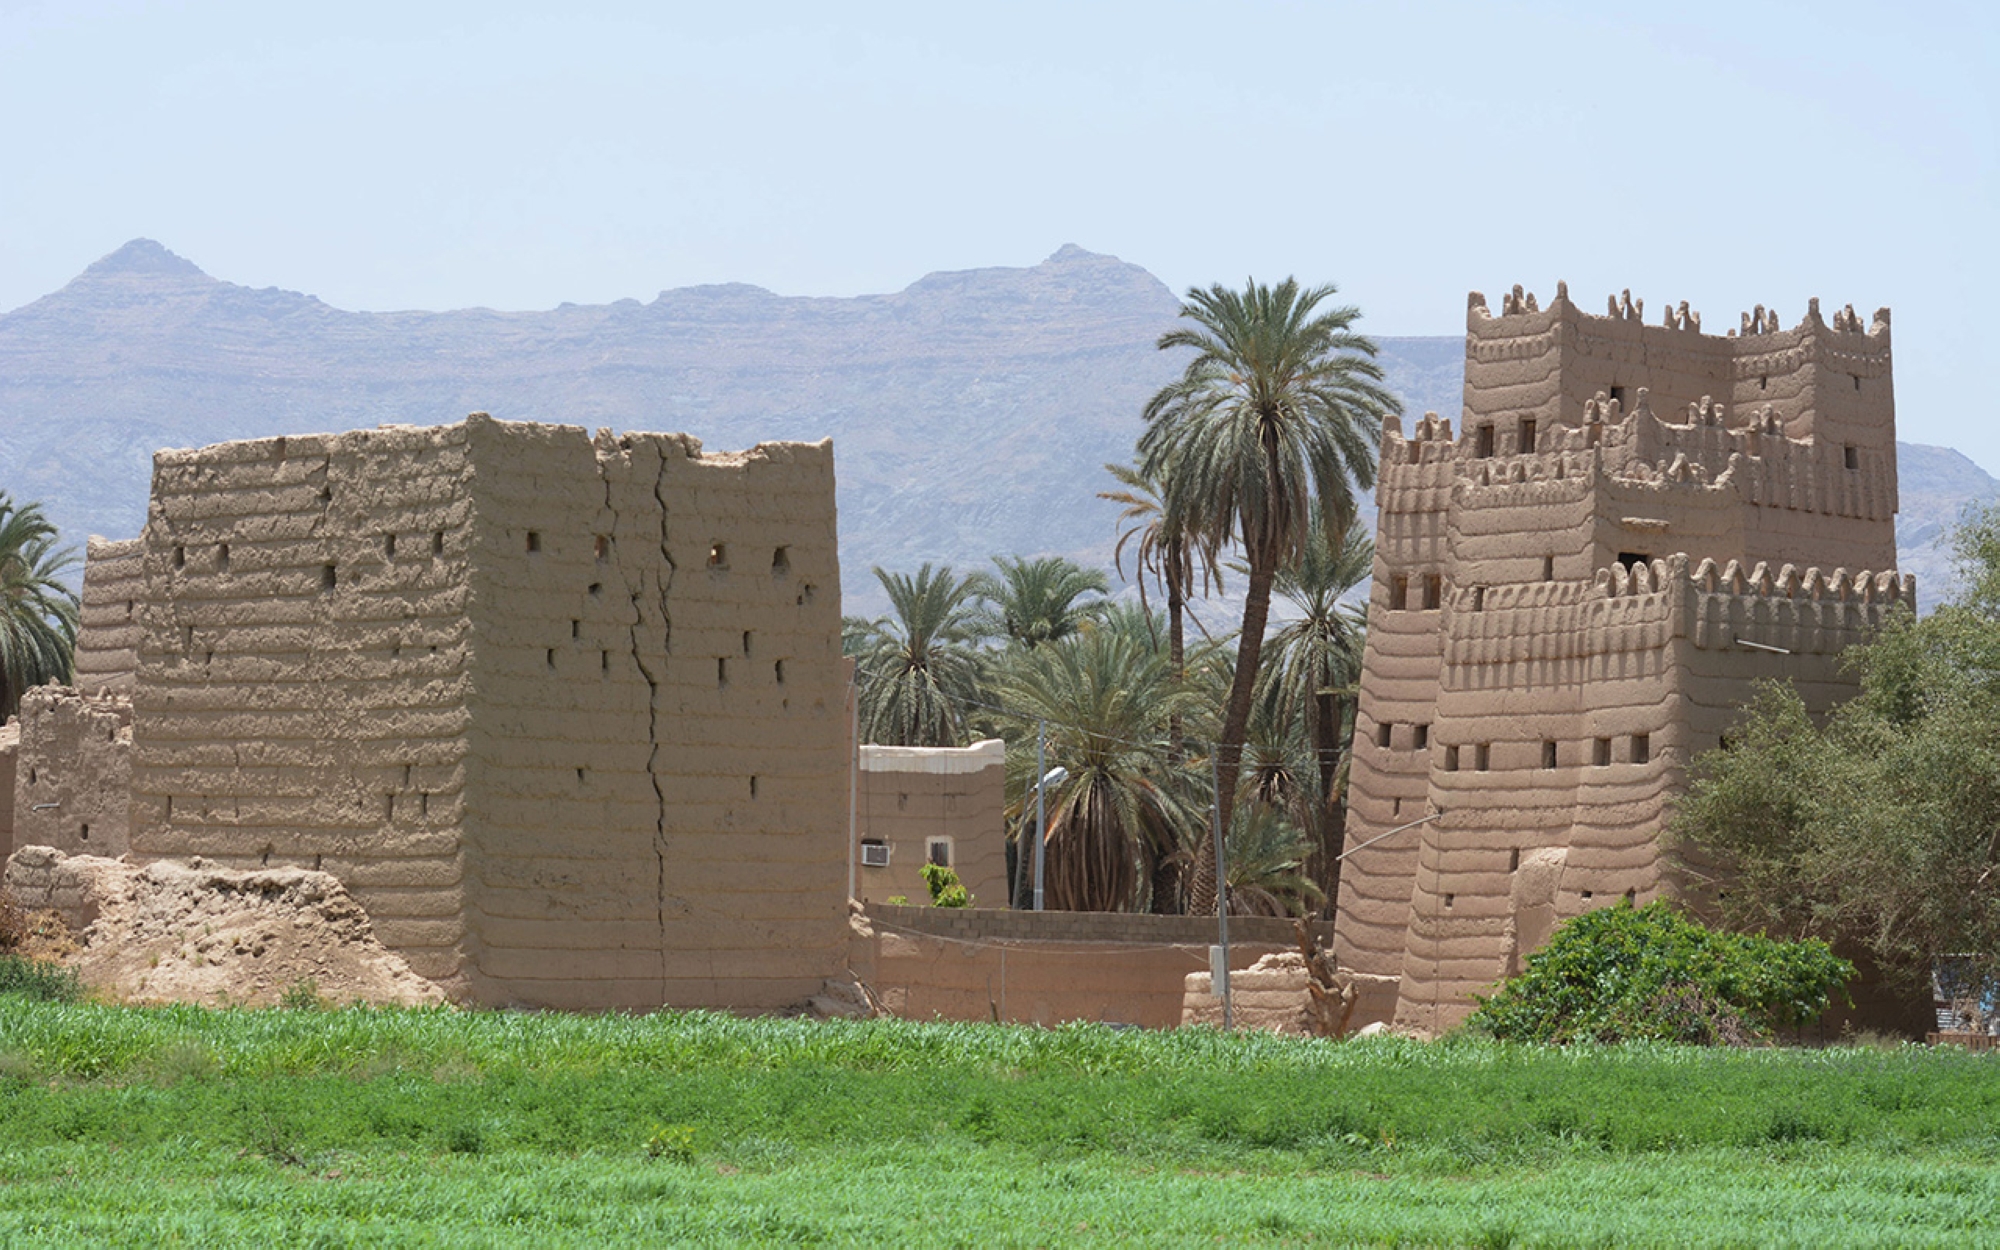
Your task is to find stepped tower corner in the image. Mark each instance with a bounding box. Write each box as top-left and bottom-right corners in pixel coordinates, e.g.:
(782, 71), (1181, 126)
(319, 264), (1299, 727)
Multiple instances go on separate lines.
(1335, 284), (1904, 1033)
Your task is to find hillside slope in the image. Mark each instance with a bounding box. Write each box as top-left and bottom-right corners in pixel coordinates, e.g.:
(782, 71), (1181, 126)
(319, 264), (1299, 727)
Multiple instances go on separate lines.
(0, 241), (1982, 610)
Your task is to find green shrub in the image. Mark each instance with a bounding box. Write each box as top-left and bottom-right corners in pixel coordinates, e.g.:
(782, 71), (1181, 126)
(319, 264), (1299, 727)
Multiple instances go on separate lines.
(1466, 900), (1852, 1043)
(920, 862), (973, 908)
(0, 954), (82, 1004)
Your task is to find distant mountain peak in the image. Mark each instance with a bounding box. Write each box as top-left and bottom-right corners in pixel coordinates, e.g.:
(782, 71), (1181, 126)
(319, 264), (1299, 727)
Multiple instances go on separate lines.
(83, 239), (207, 280)
(1045, 243), (1099, 263)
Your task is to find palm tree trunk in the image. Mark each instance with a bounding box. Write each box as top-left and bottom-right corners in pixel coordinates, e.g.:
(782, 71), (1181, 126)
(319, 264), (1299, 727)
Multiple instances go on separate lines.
(1166, 574), (1186, 765)
(1188, 559), (1276, 915)
(1312, 689), (1343, 917)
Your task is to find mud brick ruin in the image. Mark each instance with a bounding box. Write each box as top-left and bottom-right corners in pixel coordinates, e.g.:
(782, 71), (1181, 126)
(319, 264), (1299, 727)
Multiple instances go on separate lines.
(53, 413), (853, 1009)
(1336, 286), (1907, 1032)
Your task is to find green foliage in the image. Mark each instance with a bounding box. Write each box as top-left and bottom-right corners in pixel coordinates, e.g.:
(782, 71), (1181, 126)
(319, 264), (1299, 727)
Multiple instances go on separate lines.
(644, 1123), (697, 1163)
(967, 555), (1109, 649)
(0, 953), (83, 1003)
(1137, 277), (1397, 909)
(919, 862), (972, 908)
(1468, 900), (1853, 1044)
(279, 977), (328, 1011)
(0, 492), (80, 720)
(1671, 504), (2000, 996)
(991, 626), (1204, 911)
(1220, 803), (1323, 917)
(844, 563), (987, 747)
(0, 1002), (1988, 1241)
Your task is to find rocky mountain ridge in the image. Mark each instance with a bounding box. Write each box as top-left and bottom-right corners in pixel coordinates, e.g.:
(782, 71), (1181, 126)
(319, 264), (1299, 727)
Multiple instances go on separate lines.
(0, 240), (1988, 611)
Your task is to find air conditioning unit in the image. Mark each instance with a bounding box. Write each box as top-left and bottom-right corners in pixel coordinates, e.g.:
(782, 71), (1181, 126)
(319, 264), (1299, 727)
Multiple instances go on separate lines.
(860, 841), (890, 867)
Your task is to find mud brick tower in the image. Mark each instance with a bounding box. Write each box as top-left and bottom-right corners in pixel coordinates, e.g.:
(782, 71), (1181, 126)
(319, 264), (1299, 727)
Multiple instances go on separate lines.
(125, 413), (849, 1010)
(1336, 285), (1908, 1032)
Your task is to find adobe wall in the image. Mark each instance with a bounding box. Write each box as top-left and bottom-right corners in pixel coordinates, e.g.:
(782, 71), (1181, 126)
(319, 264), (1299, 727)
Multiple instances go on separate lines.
(853, 905), (1326, 1028)
(12, 687), (131, 857)
(856, 739), (1007, 908)
(128, 413), (848, 1010)
(1339, 286), (1905, 1033)
(0, 723), (16, 860)
(130, 421), (480, 988)
(73, 538), (144, 695)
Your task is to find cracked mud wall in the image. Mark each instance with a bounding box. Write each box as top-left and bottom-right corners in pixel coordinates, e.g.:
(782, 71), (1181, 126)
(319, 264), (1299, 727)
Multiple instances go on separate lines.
(455, 416), (846, 1009)
(125, 413), (846, 1010)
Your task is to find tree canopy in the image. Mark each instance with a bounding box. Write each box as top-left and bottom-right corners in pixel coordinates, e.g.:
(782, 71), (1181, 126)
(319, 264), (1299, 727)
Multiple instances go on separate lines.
(1669, 503), (2000, 996)
(0, 494), (79, 720)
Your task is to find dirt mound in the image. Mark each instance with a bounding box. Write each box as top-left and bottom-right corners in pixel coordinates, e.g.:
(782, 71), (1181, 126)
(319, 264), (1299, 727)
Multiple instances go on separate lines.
(4, 847), (445, 1007)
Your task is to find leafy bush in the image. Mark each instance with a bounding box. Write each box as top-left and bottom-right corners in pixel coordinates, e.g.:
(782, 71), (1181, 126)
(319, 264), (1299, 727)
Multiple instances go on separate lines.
(920, 862), (973, 908)
(0, 954), (83, 1004)
(1467, 900), (1851, 1044)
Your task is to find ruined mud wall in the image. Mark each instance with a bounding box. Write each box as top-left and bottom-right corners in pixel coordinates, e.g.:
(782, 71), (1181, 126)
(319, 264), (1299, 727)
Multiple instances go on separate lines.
(12, 687), (131, 857)
(129, 423), (478, 988)
(0, 724), (16, 859)
(128, 414), (846, 1009)
(856, 740), (1007, 909)
(73, 538), (144, 695)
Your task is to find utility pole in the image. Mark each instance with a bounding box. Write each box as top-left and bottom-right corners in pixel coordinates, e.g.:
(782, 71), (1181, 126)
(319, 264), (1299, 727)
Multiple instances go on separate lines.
(1212, 752), (1231, 1029)
(1033, 719), (1047, 912)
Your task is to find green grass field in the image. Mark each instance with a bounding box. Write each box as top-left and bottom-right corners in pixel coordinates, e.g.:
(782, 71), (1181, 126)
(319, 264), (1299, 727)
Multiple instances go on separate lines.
(0, 1001), (1993, 1245)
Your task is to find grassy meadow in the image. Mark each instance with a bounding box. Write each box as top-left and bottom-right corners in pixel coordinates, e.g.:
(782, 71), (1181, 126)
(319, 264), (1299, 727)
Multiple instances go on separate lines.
(0, 1001), (1991, 1244)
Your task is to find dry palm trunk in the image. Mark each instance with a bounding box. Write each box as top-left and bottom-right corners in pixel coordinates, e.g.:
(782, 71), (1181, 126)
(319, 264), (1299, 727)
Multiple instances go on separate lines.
(1296, 918), (1357, 1038)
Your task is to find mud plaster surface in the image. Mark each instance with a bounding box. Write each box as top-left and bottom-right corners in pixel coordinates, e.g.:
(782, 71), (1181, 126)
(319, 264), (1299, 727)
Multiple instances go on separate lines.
(7, 848), (442, 1007)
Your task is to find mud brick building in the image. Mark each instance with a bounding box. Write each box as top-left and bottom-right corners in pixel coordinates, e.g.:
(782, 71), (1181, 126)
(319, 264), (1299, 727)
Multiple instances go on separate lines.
(1337, 286), (1908, 1032)
(122, 413), (849, 1009)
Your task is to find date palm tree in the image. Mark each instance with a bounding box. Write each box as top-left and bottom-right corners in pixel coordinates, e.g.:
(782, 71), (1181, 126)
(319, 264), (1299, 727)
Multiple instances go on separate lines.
(1258, 513), (1374, 911)
(844, 564), (987, 747)
(1139, 276), (1397, 914)
(0, 494), (79, 720)
(991, 626), (1203, 911)
(969, 555), (1109, 649)
(1100, 461), (1223, 761)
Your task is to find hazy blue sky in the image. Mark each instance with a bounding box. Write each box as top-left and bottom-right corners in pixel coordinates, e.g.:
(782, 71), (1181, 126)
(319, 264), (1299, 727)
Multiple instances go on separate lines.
(3, 1), (1994, 465)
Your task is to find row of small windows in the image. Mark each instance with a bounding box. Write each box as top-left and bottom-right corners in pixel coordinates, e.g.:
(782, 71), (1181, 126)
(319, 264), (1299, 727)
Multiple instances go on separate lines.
(1375, 725), (1651, 767)
(168, 535), (794, 583)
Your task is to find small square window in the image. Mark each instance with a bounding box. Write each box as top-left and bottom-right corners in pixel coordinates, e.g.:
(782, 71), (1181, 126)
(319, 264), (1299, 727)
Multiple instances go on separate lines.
(1414, 724), (1429, 750)
(708, 543), (728, 569)
(1389, 575), (1409, 611)
(1518, 418), (1537, 453)
(1844, 444), (1859, 471)
(926, 838), (952, 868)
(1476, 424), (1495, 458)
(526, 531), (541, 553)
(1542, 740), (1558, 769)
(1542, 556), (1555, 582)
(1445, 745), (1460, 772)
(1377, 722), (1393, 749)
(1594, 738), (1612, 767)
(1422, 574), (1443, 610)
(1475, 743), (1491, 772)
(1470, 586), (1484, 611)
(1631, 733), (1650, 765)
